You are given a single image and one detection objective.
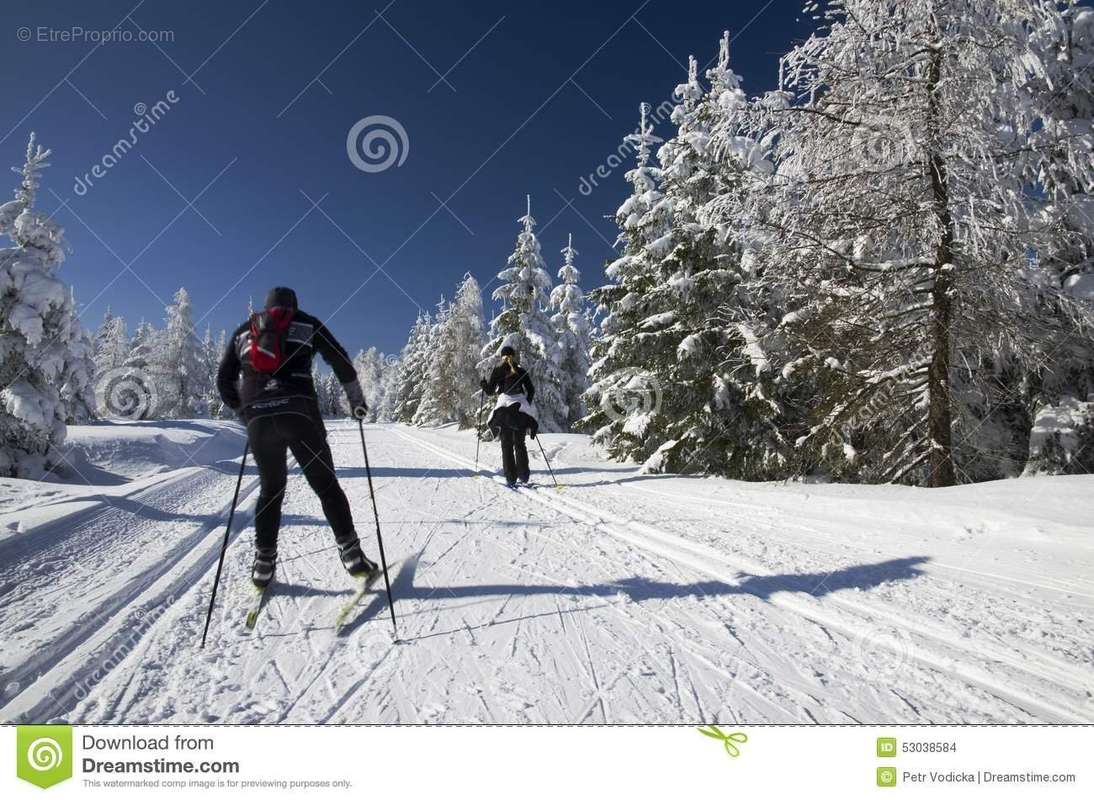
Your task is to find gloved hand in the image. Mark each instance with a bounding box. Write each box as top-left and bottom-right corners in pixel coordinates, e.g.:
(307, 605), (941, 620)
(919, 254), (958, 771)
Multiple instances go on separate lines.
(342, 380), (369, 420)
(479, 378), (489, 393)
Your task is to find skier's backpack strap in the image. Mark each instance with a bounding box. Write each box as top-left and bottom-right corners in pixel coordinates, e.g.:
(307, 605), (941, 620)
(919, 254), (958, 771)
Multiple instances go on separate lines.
(248, 307), (296, 373)
(501, 368), (528, 397)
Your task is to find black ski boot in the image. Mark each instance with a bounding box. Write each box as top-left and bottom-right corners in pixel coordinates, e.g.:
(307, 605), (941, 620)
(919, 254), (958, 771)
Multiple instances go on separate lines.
(252, 547), (277, 589)
(337, 536), (379, 580)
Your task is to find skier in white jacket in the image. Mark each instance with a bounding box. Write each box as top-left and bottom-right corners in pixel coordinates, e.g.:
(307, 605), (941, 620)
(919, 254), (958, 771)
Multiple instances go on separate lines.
(480, 346), (539, 486)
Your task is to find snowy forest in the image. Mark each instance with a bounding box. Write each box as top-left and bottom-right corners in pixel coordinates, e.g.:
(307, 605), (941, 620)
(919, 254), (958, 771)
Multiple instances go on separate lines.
(3, 0), (1093, 488)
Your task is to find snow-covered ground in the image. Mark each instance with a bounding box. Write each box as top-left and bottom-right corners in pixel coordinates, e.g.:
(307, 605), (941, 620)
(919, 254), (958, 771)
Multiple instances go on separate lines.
(0, 419), (1091, 723)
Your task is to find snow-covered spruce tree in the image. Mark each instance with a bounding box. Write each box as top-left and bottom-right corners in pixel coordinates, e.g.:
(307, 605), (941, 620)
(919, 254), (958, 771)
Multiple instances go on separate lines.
(583, 103), (668, 459)
(585, 41), (776, 475)
(325, 372), (344, 416)
(311, 366), (340, 416)
(201, 327), (230, 419)
(416, 274), (488, 427)
(311, 365), (327, 414)
(745, 0), (1094, 486)
(59, 288), (95, 424)
(694, 32), (795, 480)
(480, 197), (567, 431)
(392, 312), (432, 423)
(93, 310), (129, 376)
(447, 273), (488, 427)
(1022, 2), (1094, 474)
(106, 319), (160, 419)
(153, 287), (204, 418)
(549, 234), (593, 428)
(0, 134), (94, 475)
(413, 298), (453, 426)
(353, 347), (386, 423)
(375, 355), (400, 423)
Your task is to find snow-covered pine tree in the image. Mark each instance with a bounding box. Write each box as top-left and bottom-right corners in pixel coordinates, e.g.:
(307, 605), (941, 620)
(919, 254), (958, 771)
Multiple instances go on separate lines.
(312, 365), (332, 415)
(353, 347), (386, 422)
(415, 274), (488, 427)
(585, 41), (773, 475)
(0, 134), (93, 475)
(154, 287), (204, 418)
(480, 196), (567, 431)
(375, 354), (400, 423)
(60, 291), (95, 425)
(549, 234), (593, 428)
(698, 31), (797, 480)
(583, 103), (668, 458)
(1022, 2), (1094, 474)
(413, 298), (454, 427)
(448, 273), (487, 427)
(325, 372), (343, 416)
(747, 0), (1094, 486)
(200, 326), (229, 419)
(107, 319), (160, 420)
(393, 312), (432, 423)
(93, 310), (129, 376)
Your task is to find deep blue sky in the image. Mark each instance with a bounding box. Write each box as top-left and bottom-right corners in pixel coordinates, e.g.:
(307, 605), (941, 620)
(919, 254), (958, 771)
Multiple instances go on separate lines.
(0, 0), (808, 355)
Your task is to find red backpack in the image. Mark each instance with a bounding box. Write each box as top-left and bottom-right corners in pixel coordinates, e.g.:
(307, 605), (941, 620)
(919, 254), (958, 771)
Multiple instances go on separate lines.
(248, 307), (296, 373)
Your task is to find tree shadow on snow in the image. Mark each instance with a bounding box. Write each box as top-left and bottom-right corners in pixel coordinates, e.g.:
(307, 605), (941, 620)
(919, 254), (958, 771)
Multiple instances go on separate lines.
(334, 466), (478, 479)
(340, 555), (928, 641)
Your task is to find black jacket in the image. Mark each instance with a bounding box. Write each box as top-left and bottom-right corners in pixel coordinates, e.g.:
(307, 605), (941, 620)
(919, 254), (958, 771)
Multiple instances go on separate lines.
(483, 364), (535, 402)
(217, 310), (356, 415)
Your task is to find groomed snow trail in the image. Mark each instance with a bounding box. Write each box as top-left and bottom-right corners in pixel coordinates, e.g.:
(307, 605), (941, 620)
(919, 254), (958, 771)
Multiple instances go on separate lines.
(1, 422), (1091, 724)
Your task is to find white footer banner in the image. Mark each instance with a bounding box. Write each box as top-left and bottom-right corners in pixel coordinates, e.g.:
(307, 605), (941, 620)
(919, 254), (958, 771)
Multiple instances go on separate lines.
(2, 725), (1088, 798)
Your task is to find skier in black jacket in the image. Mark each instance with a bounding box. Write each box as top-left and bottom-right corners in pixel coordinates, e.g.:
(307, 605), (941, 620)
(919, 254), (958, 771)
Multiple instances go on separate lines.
(480, 345), (539, 486)
(217, 286), (378, 589)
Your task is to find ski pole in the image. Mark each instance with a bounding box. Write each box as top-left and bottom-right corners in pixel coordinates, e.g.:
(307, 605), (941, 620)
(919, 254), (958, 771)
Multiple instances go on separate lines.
(473, 389), (488, 471)
(357, 418), (399, 640)
(533, 434), (561, 490)
(201, 440), (249, 649)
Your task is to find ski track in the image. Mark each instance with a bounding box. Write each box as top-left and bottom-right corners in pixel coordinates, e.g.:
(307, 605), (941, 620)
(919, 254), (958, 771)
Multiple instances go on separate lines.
(1, 423), (1091, 724)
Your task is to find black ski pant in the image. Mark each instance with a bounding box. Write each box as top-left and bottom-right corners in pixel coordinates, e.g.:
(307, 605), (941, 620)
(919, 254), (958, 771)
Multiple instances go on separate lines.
(247, 411), (355, 551)
(499, 427), (530, 484)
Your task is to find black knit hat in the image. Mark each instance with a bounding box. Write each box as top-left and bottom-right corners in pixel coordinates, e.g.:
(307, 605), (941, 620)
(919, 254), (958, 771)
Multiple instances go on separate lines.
(499, 345), (517, 358)
(264, 286), (298, 311)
